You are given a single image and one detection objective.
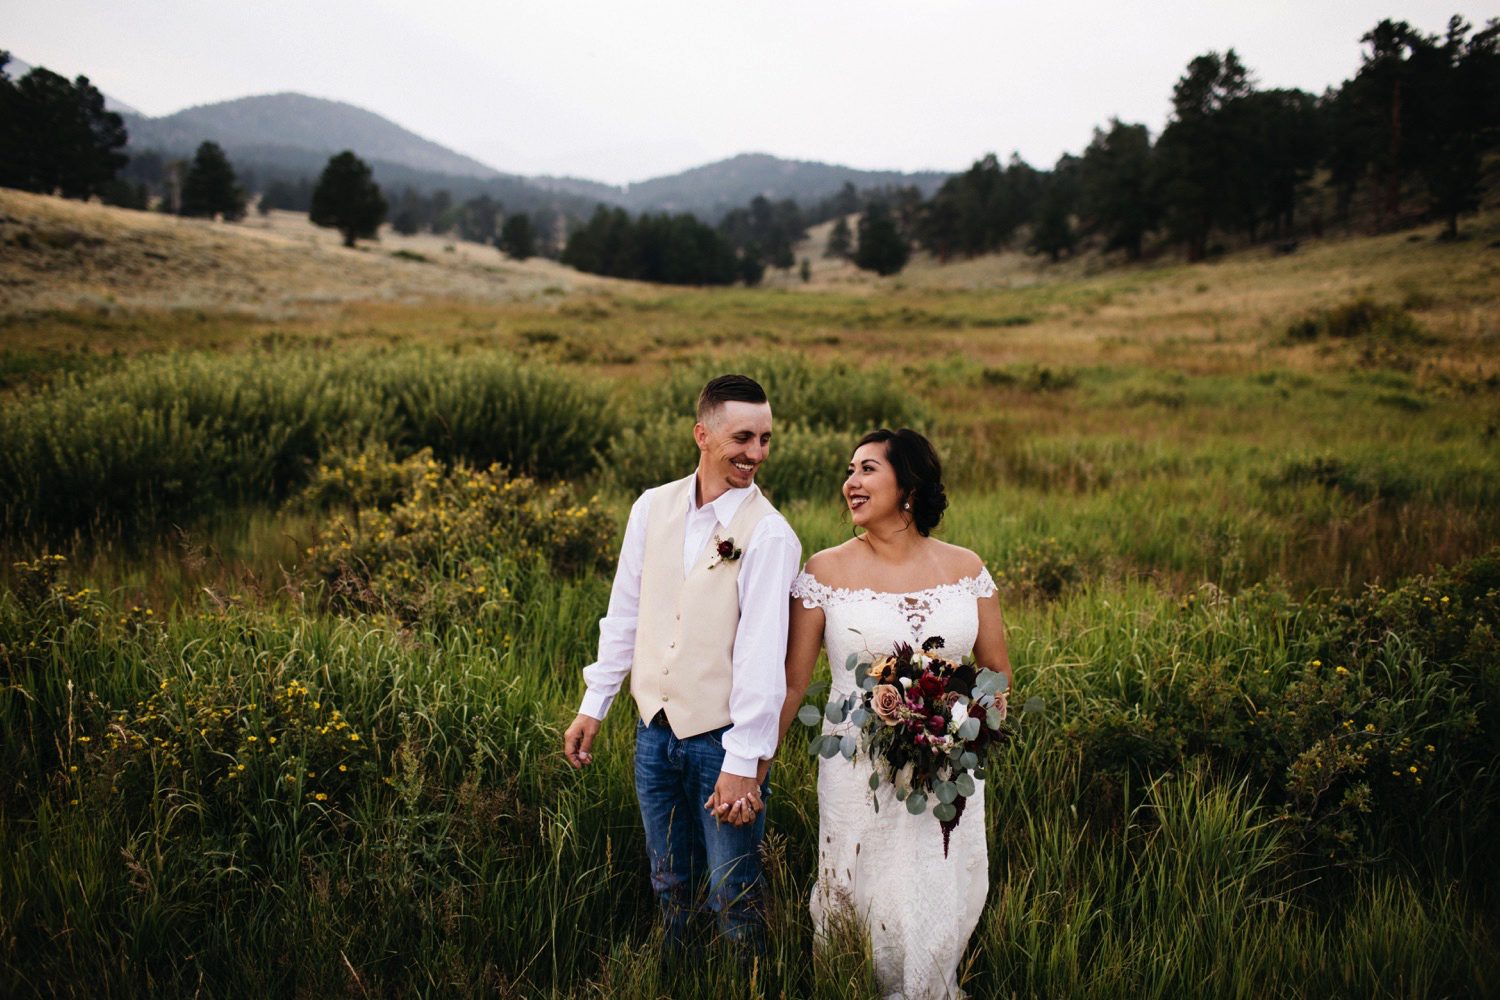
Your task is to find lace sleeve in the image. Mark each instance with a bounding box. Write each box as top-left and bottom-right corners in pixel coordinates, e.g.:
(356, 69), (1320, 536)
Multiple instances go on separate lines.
(970, 567), (997, 599)
(790, 571), (834, 609)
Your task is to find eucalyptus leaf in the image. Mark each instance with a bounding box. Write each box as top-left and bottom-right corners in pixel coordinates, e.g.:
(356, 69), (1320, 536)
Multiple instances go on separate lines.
(895, 786), (908, 802)
(905, 792), (928, 815)
(844, 652), (860, 673)
(797, 704), (823, 727)
(955, 772), (976, 797)
(958, 718), (981, 742)
(819, 735), (842, 758)
(974, 766), (987, 780)
(825, 700), (846, 725)
(860, 675), (877, 692)
(868, 771), (881, 791)
(850, 708), (870, 727)
(986, 708), (1004, 730)
(840, 733), (857, 759)
(935, 781), (958, 804)
(933, 801), (957, 822)
(959, 751), (978, 771)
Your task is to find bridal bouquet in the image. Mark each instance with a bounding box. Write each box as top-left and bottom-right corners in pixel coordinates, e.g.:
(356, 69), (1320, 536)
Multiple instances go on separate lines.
(801, 636), (1034, 851)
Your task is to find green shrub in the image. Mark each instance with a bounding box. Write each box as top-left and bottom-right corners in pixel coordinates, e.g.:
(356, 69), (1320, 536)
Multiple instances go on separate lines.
(300, 448), (614, 625)
(1267, 454), (1416, 503)
(1285, 299), (1428, 342)
(994, 536), (1085, 600)
(71, 673), (375, 822)
(1059, 555), (1499, 868)
(0, 350), (616, 542)
(370, 352), (617, 476)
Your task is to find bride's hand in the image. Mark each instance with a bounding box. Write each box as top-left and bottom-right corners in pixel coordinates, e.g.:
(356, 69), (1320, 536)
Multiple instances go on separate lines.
(705, 772), (762, 826)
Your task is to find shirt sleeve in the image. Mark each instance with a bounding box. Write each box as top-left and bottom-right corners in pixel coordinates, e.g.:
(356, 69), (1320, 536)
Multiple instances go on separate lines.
(577, 490), (653, 721)
(719, 512), (803, 777)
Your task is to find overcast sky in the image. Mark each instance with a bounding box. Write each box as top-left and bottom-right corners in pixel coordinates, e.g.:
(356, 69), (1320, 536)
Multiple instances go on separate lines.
(7, 1), (1490, 185)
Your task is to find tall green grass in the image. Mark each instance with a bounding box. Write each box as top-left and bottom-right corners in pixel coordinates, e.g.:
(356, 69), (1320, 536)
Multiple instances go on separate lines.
(2, 540), (1496, 997)
(0, 350), (617, 542)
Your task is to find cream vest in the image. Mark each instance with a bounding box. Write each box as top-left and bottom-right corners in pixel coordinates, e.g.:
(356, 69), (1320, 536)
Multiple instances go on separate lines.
(630, 474), (776, 737)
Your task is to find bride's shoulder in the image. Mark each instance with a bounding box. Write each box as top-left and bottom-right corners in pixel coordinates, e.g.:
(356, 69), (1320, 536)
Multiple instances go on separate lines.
(795, 542), (864, 595)
(930, 539), (987, 579)
(803, 541), (860, 578)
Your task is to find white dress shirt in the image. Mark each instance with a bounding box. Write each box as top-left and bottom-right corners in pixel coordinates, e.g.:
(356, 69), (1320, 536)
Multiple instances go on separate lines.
(578, 479), (802, 777)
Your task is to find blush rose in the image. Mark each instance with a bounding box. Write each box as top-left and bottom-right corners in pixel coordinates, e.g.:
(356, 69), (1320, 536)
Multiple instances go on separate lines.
(871, 684), (904, 725)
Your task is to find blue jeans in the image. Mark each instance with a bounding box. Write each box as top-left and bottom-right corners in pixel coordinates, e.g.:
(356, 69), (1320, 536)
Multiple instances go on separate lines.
(634, 714), (769, 952)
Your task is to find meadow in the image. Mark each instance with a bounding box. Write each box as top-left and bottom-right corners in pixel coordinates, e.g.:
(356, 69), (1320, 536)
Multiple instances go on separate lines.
(2, 190), (1499, 997)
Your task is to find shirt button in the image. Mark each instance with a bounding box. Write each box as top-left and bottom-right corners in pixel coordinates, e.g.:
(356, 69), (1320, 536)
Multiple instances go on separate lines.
(661, 695), (669, 702)
(662, 667), (669, 675)
(668, 641), (676, 649)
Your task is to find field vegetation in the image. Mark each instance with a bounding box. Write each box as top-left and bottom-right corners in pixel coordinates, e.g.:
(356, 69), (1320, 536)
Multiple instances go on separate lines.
(2, 191), (1499, 996)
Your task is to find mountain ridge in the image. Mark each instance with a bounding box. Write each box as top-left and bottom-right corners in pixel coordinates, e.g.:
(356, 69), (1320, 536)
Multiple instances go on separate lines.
(118, 91), (953, 219)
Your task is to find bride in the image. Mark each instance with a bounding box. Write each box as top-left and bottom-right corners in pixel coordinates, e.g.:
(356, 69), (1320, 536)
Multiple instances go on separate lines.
(784, 428), (1011, 999)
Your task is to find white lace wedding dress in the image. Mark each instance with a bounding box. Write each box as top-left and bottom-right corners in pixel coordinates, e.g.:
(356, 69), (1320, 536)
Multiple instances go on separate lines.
(791, 569), (996, 1000)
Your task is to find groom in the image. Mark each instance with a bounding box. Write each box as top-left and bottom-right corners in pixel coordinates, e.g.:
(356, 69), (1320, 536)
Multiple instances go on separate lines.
(563, 374), (801, 953)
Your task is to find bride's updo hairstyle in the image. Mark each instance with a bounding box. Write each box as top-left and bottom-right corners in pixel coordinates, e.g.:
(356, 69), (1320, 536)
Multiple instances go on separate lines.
(855, 428), (948, 536)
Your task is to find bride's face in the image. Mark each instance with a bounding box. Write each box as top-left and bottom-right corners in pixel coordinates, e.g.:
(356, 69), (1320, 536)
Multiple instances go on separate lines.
(845, 442), (904, 527)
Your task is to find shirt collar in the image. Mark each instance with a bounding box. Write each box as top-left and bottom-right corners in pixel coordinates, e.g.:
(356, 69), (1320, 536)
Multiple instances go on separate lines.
(689, 480), (754, 527)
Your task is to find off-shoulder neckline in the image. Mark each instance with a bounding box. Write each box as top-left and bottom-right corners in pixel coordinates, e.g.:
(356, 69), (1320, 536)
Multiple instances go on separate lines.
(792, 568), (995, 602)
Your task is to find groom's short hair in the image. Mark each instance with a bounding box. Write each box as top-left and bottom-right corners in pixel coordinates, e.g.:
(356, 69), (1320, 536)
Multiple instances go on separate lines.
(696, 374), (768, 424)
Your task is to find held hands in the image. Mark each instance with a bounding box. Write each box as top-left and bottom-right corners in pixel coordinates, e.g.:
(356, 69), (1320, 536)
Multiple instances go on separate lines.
(563, 713), (602, 769)
(703, 759), (772, 827)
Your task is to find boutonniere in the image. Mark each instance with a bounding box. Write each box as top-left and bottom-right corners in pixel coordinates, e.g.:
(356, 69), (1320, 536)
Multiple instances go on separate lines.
(708, 534), (742, 569)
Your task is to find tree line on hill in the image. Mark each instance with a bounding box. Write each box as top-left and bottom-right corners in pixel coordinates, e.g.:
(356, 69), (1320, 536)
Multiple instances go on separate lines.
(558, 14), (1500, 280)
(917, 16), (1500, 265)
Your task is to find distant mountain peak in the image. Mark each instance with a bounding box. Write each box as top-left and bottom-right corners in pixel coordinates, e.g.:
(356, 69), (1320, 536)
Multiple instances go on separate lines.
(124, 92), (501, 180)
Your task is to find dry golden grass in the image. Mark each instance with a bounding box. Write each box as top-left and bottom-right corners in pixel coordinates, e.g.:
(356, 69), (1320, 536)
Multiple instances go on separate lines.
(0, 188), (618, 321)
(2, 187), (1496, 389)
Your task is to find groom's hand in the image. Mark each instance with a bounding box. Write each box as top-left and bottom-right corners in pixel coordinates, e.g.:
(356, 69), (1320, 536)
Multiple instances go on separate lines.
(563, 713), (601, 769)
(705, 772), (762, 827)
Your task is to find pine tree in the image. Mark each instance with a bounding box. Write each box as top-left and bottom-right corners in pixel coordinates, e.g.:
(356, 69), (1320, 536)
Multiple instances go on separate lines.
(309, 151), (387, 248)
(179, 141), (245, 220)
(853, 202), (909, 276)
(825, 216), (852, 258)
(497, 213), (536, 260)
(0, 55), (127, 199)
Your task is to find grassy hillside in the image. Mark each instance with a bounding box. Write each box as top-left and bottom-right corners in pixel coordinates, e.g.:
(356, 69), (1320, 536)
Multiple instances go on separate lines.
(1, 189), (1498, 997)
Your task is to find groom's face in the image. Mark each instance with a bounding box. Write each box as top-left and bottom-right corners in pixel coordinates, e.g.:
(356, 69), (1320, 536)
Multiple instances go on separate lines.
(695, 400), (773, 494)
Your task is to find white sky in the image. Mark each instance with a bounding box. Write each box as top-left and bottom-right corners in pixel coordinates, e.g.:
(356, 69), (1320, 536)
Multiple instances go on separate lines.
(6, 1), (1489, 185)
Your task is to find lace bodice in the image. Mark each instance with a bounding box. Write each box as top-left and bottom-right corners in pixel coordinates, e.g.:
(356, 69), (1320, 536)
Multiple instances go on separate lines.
(791, 569), (996, 698)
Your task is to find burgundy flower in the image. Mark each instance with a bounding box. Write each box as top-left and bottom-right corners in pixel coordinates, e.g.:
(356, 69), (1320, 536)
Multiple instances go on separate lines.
(928, 714), (946, 733)
(917, 673), (944, 700)
(707, 534), (742, 569)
